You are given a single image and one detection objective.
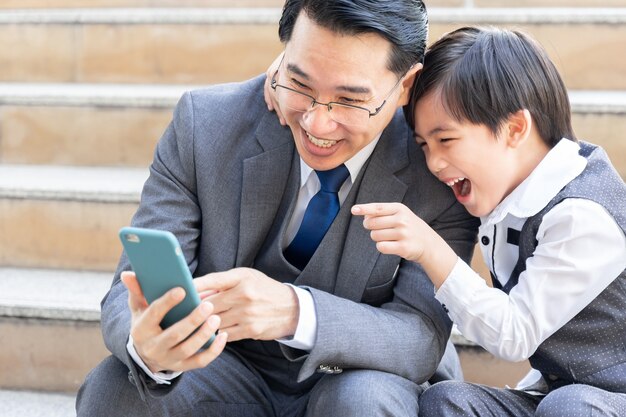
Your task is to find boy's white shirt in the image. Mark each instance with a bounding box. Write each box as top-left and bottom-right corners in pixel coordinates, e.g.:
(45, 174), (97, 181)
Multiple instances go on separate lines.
(127, 135), (382, 384)
(436, 139), (626, 390)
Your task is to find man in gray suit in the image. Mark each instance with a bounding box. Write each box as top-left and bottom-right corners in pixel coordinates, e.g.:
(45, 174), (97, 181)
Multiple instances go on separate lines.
(77, 0), (479, 415)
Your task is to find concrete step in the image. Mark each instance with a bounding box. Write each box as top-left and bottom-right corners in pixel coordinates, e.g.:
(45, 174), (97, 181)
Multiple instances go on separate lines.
(0, 268), (111, 392)
(0, 0), (287, 9)
(0, 8), (624, 89)
(428, 8), (626, 90)
(1, 0), (624, 9)
(0, 0), (468, 10)
(0, 164), (513, 275)
(457, 346), (530, 389)
(474, 0), (626, 7)
(0, 83), (185, 167)
(0, 165), (146, 271)
(1, 84), (624, 175)
(0, 8), (284, 85)
(0, 266), (527, 393)
(0, 389), (76, 417)
(0, 267), (110, 321)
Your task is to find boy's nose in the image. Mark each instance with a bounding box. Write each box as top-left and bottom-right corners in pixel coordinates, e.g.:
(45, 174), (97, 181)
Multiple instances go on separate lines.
(426, 150), (448, 175)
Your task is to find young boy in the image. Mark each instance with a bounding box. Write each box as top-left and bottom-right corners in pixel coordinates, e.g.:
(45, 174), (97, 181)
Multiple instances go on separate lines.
(352, 26), (626, 416)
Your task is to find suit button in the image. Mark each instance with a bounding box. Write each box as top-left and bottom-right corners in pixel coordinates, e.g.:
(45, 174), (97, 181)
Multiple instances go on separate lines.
(317, 365), (342, 374)
(548, 374), (559, 381)
(481, 236), (490, 245)
(317, 365), (333, 374)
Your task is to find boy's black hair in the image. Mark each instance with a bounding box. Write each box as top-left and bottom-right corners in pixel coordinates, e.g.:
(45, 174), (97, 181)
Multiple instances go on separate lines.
(405, 26), (576, 147)
(278, 0), (428, 77)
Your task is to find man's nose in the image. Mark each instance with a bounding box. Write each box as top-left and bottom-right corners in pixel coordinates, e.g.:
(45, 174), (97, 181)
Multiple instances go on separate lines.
(301, 104), (338, 135)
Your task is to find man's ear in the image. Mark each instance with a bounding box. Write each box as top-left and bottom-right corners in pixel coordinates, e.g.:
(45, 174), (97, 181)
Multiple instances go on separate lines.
(505, 109), (532, 148)
(397, 63), (422, 107)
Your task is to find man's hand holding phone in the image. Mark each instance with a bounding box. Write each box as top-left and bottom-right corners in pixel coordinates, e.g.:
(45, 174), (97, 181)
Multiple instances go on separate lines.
(121, 271), (228, 374)
(118, 227), (299, 374)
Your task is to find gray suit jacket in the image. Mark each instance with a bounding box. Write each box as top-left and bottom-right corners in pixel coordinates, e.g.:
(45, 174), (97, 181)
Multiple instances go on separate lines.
(100, 75), (479, 397)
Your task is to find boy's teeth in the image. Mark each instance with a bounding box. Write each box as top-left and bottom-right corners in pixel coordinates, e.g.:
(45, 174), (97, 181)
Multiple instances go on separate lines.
(445, 177), (465, 187)
(307, 133), (335, 148)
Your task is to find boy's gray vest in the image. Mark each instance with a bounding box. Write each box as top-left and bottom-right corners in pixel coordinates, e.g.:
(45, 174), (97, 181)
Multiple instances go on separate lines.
(503, 141), (626, 393)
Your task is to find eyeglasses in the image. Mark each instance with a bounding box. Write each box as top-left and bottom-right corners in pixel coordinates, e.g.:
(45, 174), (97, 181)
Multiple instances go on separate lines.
(270, 59), (406, 126)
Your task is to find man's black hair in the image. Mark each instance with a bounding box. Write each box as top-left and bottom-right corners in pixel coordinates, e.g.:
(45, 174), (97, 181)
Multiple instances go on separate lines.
(279, 0), (428, 77)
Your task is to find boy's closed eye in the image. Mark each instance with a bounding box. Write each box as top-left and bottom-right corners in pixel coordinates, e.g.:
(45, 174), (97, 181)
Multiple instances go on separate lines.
(438, 137), (457, 144)
(415, 137), (458, 147)
(414, 134), (427, 148)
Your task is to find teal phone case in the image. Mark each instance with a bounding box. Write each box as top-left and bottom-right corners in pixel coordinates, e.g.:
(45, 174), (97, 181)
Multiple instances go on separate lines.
(119, 227), (215, 348)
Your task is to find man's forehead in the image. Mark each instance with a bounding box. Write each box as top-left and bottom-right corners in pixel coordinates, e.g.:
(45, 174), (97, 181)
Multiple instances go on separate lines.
(285, 62), (373, 95)
(285, 12), (393, 71)
(282, 41), (394, 94)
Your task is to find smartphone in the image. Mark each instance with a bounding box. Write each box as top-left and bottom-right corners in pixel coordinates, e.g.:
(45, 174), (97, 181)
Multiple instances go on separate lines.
(119, 226), (215, 348)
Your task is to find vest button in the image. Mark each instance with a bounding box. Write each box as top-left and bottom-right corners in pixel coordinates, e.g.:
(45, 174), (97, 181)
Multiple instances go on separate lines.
(481, 236), (490, 245)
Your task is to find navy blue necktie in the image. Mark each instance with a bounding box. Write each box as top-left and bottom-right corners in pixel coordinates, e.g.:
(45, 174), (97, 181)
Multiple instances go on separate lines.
(284, 164), (350, 270)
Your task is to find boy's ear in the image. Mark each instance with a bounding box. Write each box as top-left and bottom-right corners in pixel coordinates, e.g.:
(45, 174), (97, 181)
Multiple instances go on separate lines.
(397, 63), (423, 107)
(505, 109), (532, 148)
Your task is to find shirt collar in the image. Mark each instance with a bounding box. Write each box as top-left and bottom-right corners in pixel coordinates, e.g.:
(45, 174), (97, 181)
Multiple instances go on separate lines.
(482, 138), (587, 226)
(299, 133), (382, 187)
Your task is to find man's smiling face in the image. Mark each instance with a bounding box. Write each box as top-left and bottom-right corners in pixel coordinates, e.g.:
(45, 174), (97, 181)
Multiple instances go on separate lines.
(276, 12), (410, 171)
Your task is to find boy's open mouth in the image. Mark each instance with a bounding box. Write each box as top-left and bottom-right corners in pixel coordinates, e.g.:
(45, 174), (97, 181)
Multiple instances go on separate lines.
(446, 177), (471, 198)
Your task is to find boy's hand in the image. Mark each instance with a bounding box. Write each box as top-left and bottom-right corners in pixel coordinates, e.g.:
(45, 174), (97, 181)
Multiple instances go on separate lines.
(352, 203), (459, 289)
(351, 202), (429, 263)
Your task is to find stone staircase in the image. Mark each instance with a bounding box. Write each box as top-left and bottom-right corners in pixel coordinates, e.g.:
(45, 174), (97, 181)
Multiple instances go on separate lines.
(1, 1), (624, 414)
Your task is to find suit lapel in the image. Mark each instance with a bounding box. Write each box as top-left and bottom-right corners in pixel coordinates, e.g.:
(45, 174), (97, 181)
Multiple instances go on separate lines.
(236, 113), (297, 267)
(335, 115), (411, 301)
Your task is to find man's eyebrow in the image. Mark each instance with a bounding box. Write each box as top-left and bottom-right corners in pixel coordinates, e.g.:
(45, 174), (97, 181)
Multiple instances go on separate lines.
(286, 63), (309, 80)
(336, 85), (371, 95)
(286, 63), (371, 95)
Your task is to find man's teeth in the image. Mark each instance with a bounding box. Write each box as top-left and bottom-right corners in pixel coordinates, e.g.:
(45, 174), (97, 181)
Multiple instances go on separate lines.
(307, 133), (336, 148)
(445, 177), (465, 187)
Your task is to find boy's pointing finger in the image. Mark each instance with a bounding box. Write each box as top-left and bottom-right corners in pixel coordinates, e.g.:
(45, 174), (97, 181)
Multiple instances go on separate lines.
(352, 203), (400, 216)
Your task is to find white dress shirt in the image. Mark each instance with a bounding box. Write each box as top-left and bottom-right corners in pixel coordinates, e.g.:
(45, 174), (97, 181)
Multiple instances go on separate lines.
(128, 134), (382, 383)
(435, 139), (626, 390)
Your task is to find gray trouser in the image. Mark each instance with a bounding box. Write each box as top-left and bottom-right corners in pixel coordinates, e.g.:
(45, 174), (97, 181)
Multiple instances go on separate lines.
(76, 353), (424, 417)
(419, 380), (626, 417)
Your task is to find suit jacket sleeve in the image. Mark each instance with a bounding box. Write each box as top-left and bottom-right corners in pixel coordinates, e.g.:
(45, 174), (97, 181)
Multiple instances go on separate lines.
(99, 91), (202, 397)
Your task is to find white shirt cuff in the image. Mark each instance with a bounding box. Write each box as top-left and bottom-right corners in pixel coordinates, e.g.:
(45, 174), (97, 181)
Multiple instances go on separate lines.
(435, 257), (485, 319)
(126, 335), (182, 385)
(276, 285), (317, 351)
